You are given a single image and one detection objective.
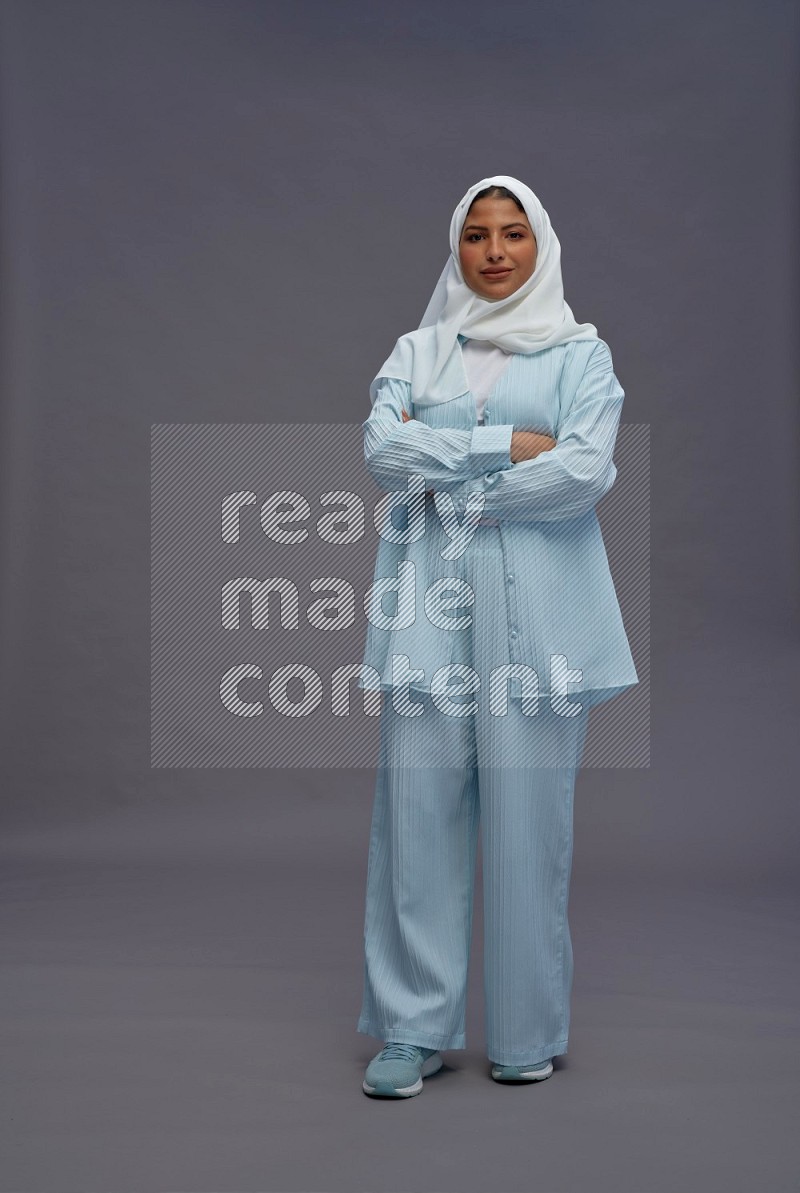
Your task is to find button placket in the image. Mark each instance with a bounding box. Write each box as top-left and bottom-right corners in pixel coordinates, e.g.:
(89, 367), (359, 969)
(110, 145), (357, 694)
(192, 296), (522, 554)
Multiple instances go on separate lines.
(496, 530), (521, 657)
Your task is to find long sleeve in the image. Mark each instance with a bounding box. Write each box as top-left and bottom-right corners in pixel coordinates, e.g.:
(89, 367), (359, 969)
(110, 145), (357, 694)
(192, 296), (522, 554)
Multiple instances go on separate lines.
(362, 375), (515, 492)
(462, 340), (625, 524)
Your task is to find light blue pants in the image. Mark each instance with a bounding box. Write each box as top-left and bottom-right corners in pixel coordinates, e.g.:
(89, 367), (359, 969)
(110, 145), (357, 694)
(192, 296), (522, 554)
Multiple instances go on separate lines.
(357, 525), (591, 1067)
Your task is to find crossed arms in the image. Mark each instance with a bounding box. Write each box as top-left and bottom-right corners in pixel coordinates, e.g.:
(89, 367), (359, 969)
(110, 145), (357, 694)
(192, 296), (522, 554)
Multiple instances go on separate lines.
(362, 341), (626, 524)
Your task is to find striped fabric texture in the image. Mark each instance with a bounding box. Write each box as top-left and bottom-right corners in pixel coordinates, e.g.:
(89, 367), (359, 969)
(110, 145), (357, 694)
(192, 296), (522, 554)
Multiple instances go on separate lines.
(359, 336), (639, 710)
(356, 336), (637, 1063)
(357, 566), (591, 1064)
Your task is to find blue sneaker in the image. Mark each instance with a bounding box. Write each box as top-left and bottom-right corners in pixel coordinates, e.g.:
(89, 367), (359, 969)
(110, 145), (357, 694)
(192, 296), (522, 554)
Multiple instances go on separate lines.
(363, 1041), (443, 1098)
(491, 1058), (554, 1082)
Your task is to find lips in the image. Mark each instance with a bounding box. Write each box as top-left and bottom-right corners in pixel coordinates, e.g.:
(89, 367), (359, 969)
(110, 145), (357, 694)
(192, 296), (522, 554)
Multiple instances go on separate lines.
(482, 268), (512, 277)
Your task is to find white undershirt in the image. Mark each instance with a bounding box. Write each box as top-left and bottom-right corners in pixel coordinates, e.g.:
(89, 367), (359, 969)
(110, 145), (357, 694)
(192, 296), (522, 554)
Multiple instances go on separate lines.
(460, 338), (513, 423)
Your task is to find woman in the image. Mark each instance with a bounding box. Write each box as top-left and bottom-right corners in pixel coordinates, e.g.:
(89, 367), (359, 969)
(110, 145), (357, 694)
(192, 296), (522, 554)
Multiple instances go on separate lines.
(356, 175), (638, 1098)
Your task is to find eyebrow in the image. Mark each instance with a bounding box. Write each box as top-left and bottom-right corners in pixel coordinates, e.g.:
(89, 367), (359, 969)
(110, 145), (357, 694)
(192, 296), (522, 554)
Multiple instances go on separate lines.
(462, 222), (528, 232)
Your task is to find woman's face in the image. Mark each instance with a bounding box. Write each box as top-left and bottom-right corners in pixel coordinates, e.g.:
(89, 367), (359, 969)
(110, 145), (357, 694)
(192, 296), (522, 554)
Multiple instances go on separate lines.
(458, 196), (537, 300)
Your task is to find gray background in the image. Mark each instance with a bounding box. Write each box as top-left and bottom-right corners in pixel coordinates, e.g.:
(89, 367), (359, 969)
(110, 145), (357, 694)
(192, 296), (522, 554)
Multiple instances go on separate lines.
(0, 1), (797, 1190)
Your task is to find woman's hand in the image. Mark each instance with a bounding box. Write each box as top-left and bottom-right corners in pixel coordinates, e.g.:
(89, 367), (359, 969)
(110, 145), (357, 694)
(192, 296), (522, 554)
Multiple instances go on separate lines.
(510, 430), (557, 463)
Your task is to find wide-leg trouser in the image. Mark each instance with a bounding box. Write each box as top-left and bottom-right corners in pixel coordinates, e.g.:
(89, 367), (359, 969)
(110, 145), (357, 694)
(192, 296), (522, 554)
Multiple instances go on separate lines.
(356, 527), (591, 1067)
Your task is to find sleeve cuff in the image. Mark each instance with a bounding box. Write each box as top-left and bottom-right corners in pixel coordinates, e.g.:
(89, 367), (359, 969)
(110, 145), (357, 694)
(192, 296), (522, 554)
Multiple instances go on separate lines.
(469, 423), (514, 476)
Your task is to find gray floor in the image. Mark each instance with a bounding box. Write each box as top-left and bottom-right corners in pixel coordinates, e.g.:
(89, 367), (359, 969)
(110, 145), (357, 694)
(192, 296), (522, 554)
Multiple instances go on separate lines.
(1, 843), (796, 1192)
(1, 636), (799, 1192)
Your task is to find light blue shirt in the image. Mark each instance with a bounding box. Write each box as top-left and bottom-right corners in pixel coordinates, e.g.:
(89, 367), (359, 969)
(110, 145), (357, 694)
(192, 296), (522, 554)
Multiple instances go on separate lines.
(358, 335), (639, 710)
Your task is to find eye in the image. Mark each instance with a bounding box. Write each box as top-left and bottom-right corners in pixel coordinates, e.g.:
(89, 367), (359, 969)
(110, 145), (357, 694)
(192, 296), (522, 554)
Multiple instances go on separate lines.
(508, 231), (524, 239)
(465, 232), (484, 242)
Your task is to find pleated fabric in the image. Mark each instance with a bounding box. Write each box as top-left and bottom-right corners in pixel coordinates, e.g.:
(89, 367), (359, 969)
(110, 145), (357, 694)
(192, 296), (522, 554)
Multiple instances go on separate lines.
(357, 525), (591, 1066)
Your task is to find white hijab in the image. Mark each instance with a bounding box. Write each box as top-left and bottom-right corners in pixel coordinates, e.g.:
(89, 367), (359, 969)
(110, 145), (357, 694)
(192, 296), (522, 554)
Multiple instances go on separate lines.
(369, 174), (598, 407)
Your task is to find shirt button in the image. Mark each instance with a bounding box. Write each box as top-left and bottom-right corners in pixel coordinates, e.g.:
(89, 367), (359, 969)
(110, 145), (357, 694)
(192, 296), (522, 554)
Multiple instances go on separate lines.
(509, 627), (518, 639)
(506, 573), (515, 583)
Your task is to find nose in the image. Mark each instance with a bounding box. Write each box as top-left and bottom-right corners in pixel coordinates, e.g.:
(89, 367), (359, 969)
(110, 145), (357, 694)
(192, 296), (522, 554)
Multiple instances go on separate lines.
(485, 235), (505, 261)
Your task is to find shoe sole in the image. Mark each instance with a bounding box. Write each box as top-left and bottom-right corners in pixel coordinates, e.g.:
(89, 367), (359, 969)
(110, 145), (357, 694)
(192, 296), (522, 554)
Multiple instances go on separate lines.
(362, 1052), (444, 1097)
(491, 1061), (554, 1083)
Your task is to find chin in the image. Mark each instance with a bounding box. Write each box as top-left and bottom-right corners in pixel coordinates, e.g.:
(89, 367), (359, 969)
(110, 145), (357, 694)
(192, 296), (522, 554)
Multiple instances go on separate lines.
(481, 285), (515, 301)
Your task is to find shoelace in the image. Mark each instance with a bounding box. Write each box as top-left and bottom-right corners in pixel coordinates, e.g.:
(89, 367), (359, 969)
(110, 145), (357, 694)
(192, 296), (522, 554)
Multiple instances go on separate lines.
(379, 1042), (424, 1062)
